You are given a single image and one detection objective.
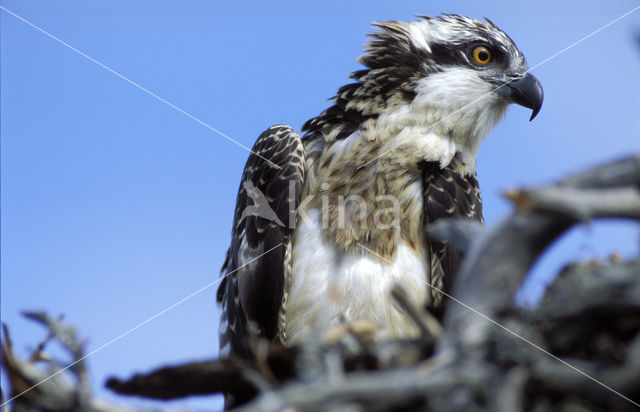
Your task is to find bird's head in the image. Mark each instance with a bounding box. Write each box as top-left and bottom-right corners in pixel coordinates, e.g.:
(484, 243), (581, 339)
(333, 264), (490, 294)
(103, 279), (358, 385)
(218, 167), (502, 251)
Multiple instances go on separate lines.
(363, 14), (542, 119)
(306, 14), (543, 171)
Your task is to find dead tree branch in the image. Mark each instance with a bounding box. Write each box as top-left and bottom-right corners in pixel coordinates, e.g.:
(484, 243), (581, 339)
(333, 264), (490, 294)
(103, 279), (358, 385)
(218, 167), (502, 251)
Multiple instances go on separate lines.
(4, 154), (640, 412)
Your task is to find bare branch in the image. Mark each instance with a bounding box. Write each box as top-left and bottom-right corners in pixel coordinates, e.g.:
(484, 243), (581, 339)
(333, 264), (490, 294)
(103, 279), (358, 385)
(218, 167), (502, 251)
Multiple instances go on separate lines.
(444, 154), (640, 347)
(5, 153), (640, 411)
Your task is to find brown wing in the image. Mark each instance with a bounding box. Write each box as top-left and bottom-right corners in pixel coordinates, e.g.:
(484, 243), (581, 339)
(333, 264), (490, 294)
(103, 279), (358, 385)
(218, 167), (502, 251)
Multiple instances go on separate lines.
(217, 125), (305, 361)
(421, 160), (483, 312)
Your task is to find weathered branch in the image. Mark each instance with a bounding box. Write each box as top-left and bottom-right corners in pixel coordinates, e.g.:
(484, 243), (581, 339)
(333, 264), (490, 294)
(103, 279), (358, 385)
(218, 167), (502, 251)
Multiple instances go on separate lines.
(425, 218), (484, 254)
(555, 154), (640, 188)
(1, 315), (158, 412)
(5, 154), (640, 412)
(232, 154), (640, 411)
(443, 154), (640, 347)
(106, 359), (257, 400)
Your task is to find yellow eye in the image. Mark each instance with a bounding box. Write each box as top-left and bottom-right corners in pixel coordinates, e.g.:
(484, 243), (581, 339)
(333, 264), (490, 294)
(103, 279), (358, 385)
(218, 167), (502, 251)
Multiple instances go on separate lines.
(472, 46), (492, 64)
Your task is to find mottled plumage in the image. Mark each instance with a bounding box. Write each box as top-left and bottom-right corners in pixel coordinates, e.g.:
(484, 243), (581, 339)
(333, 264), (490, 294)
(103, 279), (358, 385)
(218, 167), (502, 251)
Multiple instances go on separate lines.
(217, 125), (304, 358)
(217, 14), (542, 370)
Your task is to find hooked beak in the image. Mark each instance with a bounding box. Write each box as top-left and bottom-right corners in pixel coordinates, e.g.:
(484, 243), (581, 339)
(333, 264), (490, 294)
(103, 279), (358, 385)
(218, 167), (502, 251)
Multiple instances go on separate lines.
(491, 72), (543, 121)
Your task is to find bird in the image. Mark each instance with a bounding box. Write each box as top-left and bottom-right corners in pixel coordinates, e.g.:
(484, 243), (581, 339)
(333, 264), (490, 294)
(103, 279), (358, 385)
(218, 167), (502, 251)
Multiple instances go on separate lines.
(217, 14), (543, 360)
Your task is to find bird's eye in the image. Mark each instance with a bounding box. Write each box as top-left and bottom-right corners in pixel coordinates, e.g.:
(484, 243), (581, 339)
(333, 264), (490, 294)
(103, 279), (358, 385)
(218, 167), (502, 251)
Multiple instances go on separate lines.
(472, 46), (492, 65)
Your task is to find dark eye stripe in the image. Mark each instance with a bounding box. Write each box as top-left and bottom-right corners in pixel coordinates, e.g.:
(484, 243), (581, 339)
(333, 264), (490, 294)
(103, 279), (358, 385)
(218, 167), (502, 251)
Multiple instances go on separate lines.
(429, 43), (466, 66)
(429, 42), (505, 69)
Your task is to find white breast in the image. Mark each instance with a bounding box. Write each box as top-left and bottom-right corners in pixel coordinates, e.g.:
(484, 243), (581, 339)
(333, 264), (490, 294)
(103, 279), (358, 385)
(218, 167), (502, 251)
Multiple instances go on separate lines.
(286, 209), (428, 343)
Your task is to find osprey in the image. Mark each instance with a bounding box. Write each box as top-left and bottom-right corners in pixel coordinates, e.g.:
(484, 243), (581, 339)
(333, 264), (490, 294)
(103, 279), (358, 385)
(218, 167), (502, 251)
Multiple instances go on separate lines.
(217, 14), (542, 358)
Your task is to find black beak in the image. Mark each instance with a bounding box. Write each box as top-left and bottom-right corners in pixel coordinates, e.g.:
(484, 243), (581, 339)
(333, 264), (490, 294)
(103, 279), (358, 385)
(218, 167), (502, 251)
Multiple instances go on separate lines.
(493, 72), (543, 121)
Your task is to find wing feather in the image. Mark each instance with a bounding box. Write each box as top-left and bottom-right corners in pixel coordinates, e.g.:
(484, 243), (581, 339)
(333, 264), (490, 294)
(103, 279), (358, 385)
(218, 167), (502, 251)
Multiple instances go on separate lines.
(217, 125), (305, 359)
(422, 161), (483, 312)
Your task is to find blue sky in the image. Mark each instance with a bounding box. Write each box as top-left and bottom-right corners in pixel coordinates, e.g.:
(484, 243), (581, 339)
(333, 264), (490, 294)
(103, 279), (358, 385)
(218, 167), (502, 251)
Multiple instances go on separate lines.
(1, 1), (639, 410)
